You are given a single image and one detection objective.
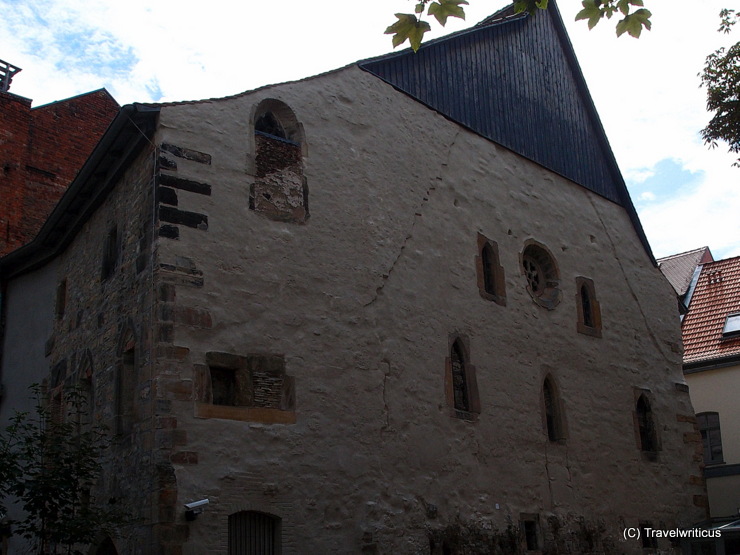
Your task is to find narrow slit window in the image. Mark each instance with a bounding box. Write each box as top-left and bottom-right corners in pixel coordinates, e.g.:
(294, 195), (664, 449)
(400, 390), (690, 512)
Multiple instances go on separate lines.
(451, 340), (469, 412)
(444, 336), (480, 419)
(636, 394), (658, 455)
(475, 234), (506, 305)
(542, 376), (564, 442)
(575, 277), (601, 337)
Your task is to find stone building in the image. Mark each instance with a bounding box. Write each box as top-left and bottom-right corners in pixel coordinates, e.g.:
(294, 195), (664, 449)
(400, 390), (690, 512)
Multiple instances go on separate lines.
(0, 5), (707, 554)
(0, 59), (119, 256)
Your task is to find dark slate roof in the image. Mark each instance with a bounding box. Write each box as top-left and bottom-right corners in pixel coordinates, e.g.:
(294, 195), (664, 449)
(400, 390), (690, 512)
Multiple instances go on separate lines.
(683, 256), (740, 369)
(657, 247), (714, 298)
(359, 1), (654, 263)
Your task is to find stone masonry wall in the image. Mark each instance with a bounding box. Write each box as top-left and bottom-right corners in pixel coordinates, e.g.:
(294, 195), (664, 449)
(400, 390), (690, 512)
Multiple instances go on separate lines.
(45, 145), (159, 554)
(145, 65), (707, 554)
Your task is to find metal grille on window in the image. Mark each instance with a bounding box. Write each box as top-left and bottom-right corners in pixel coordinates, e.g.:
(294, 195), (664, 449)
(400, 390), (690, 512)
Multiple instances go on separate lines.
(228, 511), (281, 555)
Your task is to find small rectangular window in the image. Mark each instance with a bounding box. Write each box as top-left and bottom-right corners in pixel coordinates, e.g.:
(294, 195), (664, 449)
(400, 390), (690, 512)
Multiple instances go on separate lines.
(697, 412), (724, 465)
(211, 367), (237, 406)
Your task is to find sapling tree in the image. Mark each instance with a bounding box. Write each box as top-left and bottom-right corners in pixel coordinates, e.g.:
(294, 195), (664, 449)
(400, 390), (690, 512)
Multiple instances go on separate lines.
(0, 386), (129, 555)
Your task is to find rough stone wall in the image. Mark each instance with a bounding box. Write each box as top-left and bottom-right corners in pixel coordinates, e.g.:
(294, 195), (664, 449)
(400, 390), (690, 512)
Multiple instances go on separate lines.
(42, 146), (160, 553)
(141, 64), (706, 554)
(0, 89), (118, 256)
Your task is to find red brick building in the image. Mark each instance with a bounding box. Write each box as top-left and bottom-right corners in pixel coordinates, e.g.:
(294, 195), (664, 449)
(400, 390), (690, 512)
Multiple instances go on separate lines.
(0, 67), (119, 256)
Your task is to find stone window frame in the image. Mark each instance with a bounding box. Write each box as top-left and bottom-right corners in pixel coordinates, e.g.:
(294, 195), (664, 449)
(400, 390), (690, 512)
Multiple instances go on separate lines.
(541, 374), (567, 443)
(444, 335), (480, 421)
(196, 351), (296, 424)
(633, 389), (660, 460)
(696, 411), (724, 466)
(475, 233), (506, 305)
(519, 514), (541, 551)
(575, 276), (602, 338)
(520, 240), (561, 310)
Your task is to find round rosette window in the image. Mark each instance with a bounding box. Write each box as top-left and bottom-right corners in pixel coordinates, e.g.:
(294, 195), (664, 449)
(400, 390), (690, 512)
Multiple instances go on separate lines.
(521, 242), (561, 309)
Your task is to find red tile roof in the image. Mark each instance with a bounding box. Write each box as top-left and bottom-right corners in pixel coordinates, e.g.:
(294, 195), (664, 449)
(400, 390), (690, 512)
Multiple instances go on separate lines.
(657, 247), (713, 297)
(682, 256), (740, 366)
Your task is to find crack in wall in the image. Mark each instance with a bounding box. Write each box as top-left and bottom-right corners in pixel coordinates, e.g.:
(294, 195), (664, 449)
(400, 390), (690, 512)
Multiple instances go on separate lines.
(586, 194), (672, 363)
(363, 131), (461, 308)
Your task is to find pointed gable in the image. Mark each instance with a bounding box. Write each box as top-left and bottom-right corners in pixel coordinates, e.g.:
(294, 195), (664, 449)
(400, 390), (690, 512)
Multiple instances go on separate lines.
(359, 5), (626, 206)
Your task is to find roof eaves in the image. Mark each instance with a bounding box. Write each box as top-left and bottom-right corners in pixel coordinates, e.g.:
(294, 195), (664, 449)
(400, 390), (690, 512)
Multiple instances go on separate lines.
(0, 103), (160, 279)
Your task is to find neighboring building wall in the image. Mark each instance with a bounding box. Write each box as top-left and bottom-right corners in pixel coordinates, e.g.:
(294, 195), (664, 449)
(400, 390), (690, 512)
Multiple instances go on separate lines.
(38, 146), (160, 552)
(138, 65), (705, 554)
(0, 89), (118, 256)
(681, 257), (740, 521)
(0, 261), (57, 416)
(0, 261), (57, 554)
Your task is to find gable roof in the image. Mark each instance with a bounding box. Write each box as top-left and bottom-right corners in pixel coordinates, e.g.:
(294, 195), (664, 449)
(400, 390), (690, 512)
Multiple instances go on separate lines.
(657, 246), (714, 298)
(1, 2), (657, 279)
(682, 256), (740, 369)
(359, 1), (654, 263)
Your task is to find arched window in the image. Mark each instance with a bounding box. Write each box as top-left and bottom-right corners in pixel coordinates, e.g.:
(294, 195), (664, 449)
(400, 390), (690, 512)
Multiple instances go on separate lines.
(575, 277), (602, 337)
(635, 394), (658, 455)
(444, 336), (480, 420)
(542, 376), (565, 442)
(250, 99), (308, 223)
(93, 536), (119, 555)
(228, 511), (281, 555)
(475, 234), (506, 305)
(521, 241), (561, 309)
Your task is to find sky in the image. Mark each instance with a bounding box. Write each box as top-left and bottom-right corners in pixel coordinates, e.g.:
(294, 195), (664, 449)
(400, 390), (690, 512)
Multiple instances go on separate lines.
(1, 0), (738, 260)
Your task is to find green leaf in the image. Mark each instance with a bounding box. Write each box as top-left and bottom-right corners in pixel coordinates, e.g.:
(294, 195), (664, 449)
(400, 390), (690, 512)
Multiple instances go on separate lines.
(415, 3), (425, 14)
(427, 0), (468, 27)
(575, 0), (603, 30)
(513, 0), (542, 15)
(616, 8), (652, 37)
(385, 13), (432, 51)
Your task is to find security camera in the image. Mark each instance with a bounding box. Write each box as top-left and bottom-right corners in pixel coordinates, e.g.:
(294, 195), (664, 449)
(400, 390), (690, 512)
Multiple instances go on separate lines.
(184, 499), (209, 521)
(184, 499), (209, 510)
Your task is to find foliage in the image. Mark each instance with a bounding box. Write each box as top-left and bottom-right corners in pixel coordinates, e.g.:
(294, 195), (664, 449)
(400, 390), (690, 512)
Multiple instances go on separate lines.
(386, 0), (652, 51)
(700, 9), (740, 165)
(0, 386), (128, 554)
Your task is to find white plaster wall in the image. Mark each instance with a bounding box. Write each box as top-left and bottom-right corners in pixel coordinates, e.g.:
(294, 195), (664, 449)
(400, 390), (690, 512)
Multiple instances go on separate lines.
(686, 365), (740, 519)
(0, 261), (56, 421)
(686, 365), (740, 464)
(154, 66), (704, 553)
